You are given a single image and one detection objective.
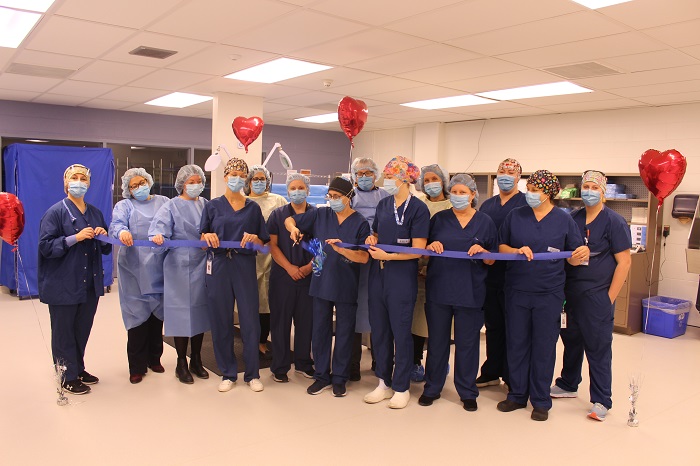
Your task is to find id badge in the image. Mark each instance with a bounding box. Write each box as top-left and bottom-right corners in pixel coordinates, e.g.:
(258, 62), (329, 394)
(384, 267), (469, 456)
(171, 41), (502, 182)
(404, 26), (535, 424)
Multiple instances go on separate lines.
(397, 238), (410, 245)
(547, 246), (560, 253)
(560, 311), (567, 329)
(206, 257), (212, 275)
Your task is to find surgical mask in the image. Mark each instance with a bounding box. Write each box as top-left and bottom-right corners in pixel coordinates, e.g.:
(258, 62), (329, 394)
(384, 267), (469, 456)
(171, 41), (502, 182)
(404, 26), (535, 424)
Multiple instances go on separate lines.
(132, 184), (150, 201)
(68, 181), (88, 198)
(185, 183), (204, 198)
(289, 190), (307, 205)
(526, 191), (544, 208)
(581, 189), (602, 207)
(251, 180), (267, 195)
(497, 175), (515, 192)
(329, 198), (346, 213)
(383, 179), (400, 196)
(450, 194), (471, 210)
(227, 176), (245, 193)
(424, 182), (443, 199)
(357, 176), (374, 192)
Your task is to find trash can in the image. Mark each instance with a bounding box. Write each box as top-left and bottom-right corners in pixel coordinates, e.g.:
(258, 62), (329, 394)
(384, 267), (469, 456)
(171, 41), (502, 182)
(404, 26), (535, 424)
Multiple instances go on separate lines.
(641, 296), (691, 338)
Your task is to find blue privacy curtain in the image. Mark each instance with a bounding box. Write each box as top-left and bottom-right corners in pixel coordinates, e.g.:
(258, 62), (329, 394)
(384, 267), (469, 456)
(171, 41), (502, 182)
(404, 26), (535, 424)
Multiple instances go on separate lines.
(1, 144), (115, 297)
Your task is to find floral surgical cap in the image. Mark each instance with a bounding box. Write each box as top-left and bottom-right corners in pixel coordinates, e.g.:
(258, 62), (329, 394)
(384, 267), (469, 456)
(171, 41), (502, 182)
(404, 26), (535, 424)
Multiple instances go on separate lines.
(498, 158), (522, 175)
(383, 156), (420, 184)
(582, 170), (607, 193)
(224, 157), (249, 177)
(527, 169), (560, 199)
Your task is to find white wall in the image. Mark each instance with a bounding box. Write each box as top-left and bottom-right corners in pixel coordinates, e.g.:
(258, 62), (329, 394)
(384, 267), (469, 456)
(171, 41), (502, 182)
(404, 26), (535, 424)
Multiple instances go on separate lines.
(355, 102), (700, 327)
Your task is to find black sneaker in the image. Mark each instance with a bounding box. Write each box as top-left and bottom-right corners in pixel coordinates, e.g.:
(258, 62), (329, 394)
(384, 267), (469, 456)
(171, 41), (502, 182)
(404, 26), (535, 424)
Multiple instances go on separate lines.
(475, 374), (500, 388)
(531, 407), (549, 421)
(332, 383), (347, 397)
(295, 368), (315, 379)
(273, 373), (289, 383)
(462, 399), (478, 412)
(418, 393), (441, 407)
(307, 380), (331, 395)
(78, 371), (99, 385)
(63, 379), (91, 395)
(497, 399), (526, 412)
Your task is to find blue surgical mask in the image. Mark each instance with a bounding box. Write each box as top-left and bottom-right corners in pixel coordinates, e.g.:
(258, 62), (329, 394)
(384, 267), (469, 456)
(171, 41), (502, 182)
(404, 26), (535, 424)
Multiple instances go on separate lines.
(329, 198), (346, 213)
(357, 176), (374, 192)
(581, 189), (601, 207)
(497, 175), (515, 192)
(185, 183), (204, 198)
(450, 194), (471, 210)
(227, 176), (245, 193)
(383, 179), (400, 196)
(251, 180), (267, 195)
(526, 191), (544, 208)
(424, 182), (443, 199)
(132, 184), (150, 201)
(289, 189), (307, 205)
(68, 181), (88, 198)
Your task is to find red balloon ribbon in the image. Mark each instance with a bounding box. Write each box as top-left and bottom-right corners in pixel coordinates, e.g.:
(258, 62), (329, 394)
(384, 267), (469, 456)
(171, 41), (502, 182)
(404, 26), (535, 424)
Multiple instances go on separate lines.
(0, 192), (25, 249)
(232, 116), (264, 153)
(338, 96), (368, 147)
(638, 149), (687, 207)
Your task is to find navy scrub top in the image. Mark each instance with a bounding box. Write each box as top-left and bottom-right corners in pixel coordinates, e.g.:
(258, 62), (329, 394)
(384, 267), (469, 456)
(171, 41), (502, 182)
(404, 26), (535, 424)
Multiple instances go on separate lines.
(267, 203), (315, 288)
(38, 199), (112, 305)
(426, 209), (498, 308)
(199, 196), (270, 254)
(565, 206), (632, 296)
(479, 191), (527, 288)
(294, 207), (370, 304)
(499, 206), (584, 294)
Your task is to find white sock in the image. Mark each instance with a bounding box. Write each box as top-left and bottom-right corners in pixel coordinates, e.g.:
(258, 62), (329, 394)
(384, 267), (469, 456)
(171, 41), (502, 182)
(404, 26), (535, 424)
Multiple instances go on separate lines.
(378, 379), (390, 390)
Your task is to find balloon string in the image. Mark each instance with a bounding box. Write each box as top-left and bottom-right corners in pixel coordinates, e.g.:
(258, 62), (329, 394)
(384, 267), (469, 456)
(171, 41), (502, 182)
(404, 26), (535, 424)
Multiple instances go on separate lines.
(16, 250), (52, 359)
(347, 144), (354, 173)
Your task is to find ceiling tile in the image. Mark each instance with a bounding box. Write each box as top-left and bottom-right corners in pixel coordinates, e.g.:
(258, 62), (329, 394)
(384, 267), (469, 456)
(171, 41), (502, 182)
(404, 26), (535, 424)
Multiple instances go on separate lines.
(0, 89), (41, 101)
(607, 79), (700, 98)
(10, 50), (91, 70)
(310, 0), (463, 27)
(260, 107), (332, 120)
(32, 94), (91, 106)
(162, 107), (213, 118)
(122, 103), (170, 114)
(364, 86), (467, 104)
(179, 77), (258, 96)
(328, 76), (422, 97)
(506, 90), (623, 107)
(238, 84), (311, 100)
(442, 69), (562, 93)
(79, 98), (133, 110)
(633, 91), (700, 105)
(643, 19), (700, 48)
(377, 109), (469, 121)
(25, 16), (135, 58)
(538, 99), (647, 113)
(98, 86), (168, 103)
(56, 0), (184, 29)
(128, 69), (212, 91)
(0, 48), (15, 69)
(263, 102), (295, 114)
(575, 65), (700, 90)
(399, 57), (524, 85)
(48, 80), (117, 98)
(167, 45), (278, 76)
(0, 74), (62, 92)
(598, 0), (700, 29)
(446, 101), (531, 115)
(276, 67), (381, 92)
(602, 49), (699, 72)
(461, 107), (554, 119)
(683, 45), (700, 60)
(71, 61), (157, 85)
(349, 44), (481, 75)
(269, 91), (347, 107)
(100, 32), (211, 67)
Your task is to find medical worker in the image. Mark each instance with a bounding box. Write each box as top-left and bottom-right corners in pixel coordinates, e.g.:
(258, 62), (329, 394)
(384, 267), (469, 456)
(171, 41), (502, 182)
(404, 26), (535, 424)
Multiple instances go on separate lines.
(551, 170), (631, 422)
(364, 156), (430, 409)
(245, 165), (287, 358)
(497, 170), (589, 421)
(419, 174), (497, 412)
(38, 164), (112, 395)
(476, 158), (527, 389)
(109, 168), (168, 384)
(200, 158), (269, 393)
(411, 164), (452, 382)
(267, 173), (315, 383)
(349, 157), (389, 381)
(284, 177), (370, 397)
(149, 164), (209, 385)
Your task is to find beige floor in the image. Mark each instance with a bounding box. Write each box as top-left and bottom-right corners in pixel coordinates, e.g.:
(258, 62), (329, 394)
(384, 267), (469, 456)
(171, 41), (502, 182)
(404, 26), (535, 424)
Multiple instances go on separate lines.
(1, 285), (698, 466)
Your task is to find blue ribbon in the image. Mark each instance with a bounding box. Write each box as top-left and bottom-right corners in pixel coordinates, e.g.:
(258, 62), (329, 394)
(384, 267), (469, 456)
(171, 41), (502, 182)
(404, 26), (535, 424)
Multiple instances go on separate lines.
(96, 234), (270, 254)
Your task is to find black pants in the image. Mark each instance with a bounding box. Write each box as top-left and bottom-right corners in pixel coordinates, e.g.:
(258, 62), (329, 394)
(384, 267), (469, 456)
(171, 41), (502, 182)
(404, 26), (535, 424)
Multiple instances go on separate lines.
(413, 334), (426, 364)
(259, 313), (270, 344)
(269, 282), (314, 375)
(127, 314), (164, 375)
(479, 286), (509, 385)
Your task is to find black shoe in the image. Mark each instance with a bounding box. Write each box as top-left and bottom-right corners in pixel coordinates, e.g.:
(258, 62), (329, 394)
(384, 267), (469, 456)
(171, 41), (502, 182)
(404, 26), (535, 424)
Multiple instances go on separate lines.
(531, 407), (549, 421)
(78, 371), (99, 385)
(497, 399), (527, 412)
(307, 380), (331, 395)
(175, 358), (194, 384)
(332, 383), (347, 397)
(189, 354), (209, 379)
(63, 379), (91, 395)
(349, 371), (361, 382)
(462, 399), (478, 412)
(370, 359), (376, 371)
(418, 393), (441, 407)
(129, 374), (143, 384)
(148, 362), (165, 373)
(475, 374), (500, 388)
(273, 373), (289, 383)
(295, 368), (315, 379)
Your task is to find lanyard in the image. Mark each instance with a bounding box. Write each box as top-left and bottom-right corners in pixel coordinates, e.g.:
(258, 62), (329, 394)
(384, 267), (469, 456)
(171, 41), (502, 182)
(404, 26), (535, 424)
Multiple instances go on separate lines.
(394, 194), (411, 226)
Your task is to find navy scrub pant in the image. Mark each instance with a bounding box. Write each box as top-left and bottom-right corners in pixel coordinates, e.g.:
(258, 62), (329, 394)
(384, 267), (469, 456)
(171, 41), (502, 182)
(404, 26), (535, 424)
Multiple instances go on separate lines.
(48, 287), (99, 381)
(556, 289), (614, 409)
(127, 313), (164, 375)
(505, 289), (563, 410)
(480, 285), (509, 385)
(423, 302), (483, 401)
(312, 297), (356, 385)
(269, 279), (314, 375)
(369, 262), (417, 393)
(205, 253), (260, 382)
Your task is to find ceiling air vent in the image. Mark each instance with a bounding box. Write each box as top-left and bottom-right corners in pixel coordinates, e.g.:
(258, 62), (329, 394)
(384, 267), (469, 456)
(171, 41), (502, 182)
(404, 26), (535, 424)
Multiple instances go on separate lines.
(543, 61), (621, 80)
(5, 63), (76, 79)
(129, 46), (178, 60)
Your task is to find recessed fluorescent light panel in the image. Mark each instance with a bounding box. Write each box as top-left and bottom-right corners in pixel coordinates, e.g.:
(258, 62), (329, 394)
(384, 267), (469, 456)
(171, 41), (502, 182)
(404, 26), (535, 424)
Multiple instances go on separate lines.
(225, 58), (332, 84)
(401, 95), (496, 110)
(0, 1), (55, 13)
(571, 0), (632, 9)
(0, 6), (41, 48)
(476, 82), (593, 101)
(295, 113), (338, 124)
(145, 92), (212, 108)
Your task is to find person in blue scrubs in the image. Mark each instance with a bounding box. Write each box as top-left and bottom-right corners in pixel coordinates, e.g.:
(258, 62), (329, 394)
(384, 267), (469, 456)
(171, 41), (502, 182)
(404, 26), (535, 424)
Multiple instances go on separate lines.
(497, 169), (589, 421)
(109, 168), (168, 384)
(200, 158), (269, 394)
(364, 156), (430, 409)
(39, 164), (112, 395)
(551, 170), (632, 422)
(268, 173), (315, 383)
(418, 174), (497, 412)
(285, 177), (370, 397)
(349, 157), (389, 381)
(476, 158), (527, 390)
(149, 164), (210, 385)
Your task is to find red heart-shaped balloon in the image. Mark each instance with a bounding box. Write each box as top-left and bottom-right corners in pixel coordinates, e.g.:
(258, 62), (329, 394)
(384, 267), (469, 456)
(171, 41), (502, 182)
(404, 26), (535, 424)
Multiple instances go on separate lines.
(232, 116), (264, 153)
(0, 192), (25, 247)
(638, 149), (687, 206)
(338, 96), (368, 146)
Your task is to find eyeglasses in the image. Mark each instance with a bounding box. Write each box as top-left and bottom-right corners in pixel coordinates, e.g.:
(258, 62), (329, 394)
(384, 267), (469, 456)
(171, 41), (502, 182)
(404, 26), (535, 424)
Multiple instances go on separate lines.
(325, 194), (345, 201)
(356, 171), (374, 178)
(129, 180), (148, 190)
(251, 177), (267, 182)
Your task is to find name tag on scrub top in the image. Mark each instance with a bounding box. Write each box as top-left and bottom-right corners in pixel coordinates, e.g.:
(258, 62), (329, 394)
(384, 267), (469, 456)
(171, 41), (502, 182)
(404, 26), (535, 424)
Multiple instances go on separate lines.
(206, 257), (212, 275)
(397, 238), (410, 245)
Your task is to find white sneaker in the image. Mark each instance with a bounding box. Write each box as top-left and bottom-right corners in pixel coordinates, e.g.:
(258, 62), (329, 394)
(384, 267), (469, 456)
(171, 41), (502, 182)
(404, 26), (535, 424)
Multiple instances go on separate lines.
(364, 386), (393, 404)
(550, 385), (578, 398)
(247, 378), (264, 392)
(218, 379), (235, 392)
(388, 390), (410, 409)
